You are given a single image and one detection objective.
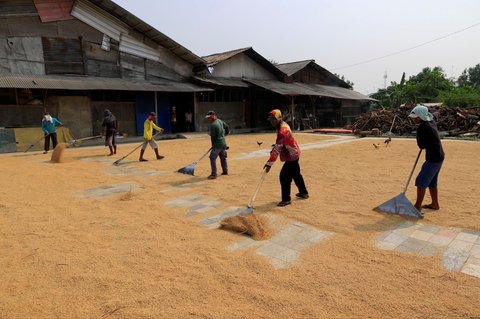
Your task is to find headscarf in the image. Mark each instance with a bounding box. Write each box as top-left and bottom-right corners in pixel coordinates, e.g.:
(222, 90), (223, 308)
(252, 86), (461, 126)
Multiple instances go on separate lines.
(267, 109), (283, 121)
(104, 109), (116, 124)
(43, 113), (53, 123)
(408, 105), (433, 122)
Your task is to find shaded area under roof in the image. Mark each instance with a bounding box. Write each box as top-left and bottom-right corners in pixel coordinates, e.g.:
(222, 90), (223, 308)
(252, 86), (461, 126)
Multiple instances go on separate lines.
(243, 78), (375, 101)
(192, 76), (249, 88)
(88, 0), (206, 68)
(0, 74), (212, 92)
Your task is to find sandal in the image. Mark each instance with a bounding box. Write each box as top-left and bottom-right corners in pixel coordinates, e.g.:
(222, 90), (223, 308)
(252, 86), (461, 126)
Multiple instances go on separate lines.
(277, 201), (291, 207)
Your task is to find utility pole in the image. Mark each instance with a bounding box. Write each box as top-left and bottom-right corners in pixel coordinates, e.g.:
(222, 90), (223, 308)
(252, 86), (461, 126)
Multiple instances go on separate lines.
(383, 71), (388, 89)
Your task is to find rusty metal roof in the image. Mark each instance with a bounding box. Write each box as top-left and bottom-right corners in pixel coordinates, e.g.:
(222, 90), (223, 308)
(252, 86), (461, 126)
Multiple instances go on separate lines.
(0, 74), (212, 92)
(87, 0), (206, 68)
(202, 47), (251, 66)
(192, 76), (249, 88)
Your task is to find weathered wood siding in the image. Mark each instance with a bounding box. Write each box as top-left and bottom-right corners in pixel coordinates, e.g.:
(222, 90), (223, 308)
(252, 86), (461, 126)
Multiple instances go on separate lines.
(42, 37), (84, 74)
(0, 37), (45, 74)
(84, 41), (120, 78)
(211, 54), (276, 80)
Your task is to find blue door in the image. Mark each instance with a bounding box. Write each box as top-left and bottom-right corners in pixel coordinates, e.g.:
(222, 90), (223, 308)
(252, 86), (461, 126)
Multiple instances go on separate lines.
(135, 92), (171, 135)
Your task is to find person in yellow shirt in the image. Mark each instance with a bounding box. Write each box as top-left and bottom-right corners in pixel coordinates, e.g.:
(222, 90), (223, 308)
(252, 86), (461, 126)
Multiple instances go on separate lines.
(140, 112), (164, 161)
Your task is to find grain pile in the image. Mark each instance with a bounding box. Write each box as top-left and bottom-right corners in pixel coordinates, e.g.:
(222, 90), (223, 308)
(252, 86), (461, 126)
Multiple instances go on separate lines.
(220, 213), (270, 240)
(50, 143), (67, 163)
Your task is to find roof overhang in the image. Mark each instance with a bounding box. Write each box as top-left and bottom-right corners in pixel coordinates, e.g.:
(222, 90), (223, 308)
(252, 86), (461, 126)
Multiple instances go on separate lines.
(243, 79), (322, 96)
(0, 74), (212, 92)
(193, 76), (249, 88)
(243, 78), (375, 101)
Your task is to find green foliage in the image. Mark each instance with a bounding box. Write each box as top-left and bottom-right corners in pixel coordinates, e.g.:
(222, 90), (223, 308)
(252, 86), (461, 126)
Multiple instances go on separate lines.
(370, 66), (480, 108)
(458, 64), (480, 90)
(439, 86), (480, 108)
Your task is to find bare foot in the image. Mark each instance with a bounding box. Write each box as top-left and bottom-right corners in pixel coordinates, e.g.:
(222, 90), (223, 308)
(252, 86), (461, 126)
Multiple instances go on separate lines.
(139, 158), (148, 162)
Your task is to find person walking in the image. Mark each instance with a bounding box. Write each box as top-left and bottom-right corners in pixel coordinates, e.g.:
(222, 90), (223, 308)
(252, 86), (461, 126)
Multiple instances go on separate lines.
(101, 109), (118, 156)
(408, 104), (445, 212)
(264, 109), (308, 207)
(139, 112), (164, 162)
(185, 109), (193, 132)
(205, 110), (228, 179)
(171, 106), (177, 133)
(41, 112), (62, 154)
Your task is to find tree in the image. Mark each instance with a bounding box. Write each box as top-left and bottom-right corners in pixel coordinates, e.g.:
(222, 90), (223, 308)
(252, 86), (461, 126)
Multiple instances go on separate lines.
(334, 73), (354, 88)
(458, 64), (480, 90)
(439, 86), (480, 108)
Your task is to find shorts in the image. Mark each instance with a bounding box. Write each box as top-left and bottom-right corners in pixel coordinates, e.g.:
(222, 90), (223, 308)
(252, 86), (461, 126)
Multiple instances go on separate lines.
(141, 138), (158, 151)
(415, 161), (443, 188)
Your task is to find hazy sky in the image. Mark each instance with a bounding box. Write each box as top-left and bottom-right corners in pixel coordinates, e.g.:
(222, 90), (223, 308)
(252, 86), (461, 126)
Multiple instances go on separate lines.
(113, 0), (480, 94)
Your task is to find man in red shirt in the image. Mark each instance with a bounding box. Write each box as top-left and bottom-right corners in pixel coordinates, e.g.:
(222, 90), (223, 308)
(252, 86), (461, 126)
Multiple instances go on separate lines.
(264, 109), (309, 206)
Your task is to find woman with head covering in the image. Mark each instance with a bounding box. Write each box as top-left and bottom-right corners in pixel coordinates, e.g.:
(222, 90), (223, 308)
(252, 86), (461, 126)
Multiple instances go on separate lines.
(408, 104), (445, 213)
(41, 112), (62, 154)
(101, 109), (118, 156)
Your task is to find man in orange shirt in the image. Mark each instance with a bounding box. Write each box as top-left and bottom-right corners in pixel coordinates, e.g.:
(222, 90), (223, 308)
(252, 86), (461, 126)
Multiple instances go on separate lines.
(264, 109), (309, 206)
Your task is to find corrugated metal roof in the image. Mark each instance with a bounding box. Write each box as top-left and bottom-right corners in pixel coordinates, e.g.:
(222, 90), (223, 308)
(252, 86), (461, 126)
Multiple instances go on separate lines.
(192, 76), (249, 88)
(87, 0), (206, 68)
(276, 60), (313, 76)
(242, 78), (375, 100)
(309, 84), (376, 101)
(277, 60), (351, 89)
(243, 79), (323, 96)
(0, 74), (212, 92)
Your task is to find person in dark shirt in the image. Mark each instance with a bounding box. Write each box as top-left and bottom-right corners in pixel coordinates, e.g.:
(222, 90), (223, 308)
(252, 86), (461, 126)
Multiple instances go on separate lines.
(205, 110), (228, 179)
(408, 105), (445, 212)
(101, 109), (118, 156)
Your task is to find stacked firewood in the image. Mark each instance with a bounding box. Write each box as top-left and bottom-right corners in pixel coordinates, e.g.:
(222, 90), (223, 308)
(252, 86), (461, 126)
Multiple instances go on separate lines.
(348, 105), (480, 136)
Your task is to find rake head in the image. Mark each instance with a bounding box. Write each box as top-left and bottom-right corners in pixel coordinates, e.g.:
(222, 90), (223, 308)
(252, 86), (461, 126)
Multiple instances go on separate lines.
(177, 164), (195, 176)
(375, 193), (423, 219)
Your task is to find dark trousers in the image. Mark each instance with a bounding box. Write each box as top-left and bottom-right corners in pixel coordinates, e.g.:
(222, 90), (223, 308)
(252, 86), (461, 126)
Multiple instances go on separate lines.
(44, 132), (58, 151)
(280, 159), (308, 202)
(209, 147), (228, 176)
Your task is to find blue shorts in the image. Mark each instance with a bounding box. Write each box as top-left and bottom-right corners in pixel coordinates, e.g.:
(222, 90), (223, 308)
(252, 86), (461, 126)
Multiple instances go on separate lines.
(415, 161), (443, 188)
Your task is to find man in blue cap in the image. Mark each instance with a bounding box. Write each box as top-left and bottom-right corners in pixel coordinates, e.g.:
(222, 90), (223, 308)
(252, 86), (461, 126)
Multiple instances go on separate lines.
(408, 104), (445, 212)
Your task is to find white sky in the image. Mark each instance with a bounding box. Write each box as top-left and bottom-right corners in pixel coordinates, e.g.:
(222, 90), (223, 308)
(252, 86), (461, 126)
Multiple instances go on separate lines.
(113, 0), (480, 95)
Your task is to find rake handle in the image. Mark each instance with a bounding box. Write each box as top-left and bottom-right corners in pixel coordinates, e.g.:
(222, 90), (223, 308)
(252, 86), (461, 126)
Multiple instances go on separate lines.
(193, 147), (213, 165)
(247, 169), (268, 208)
(114, 131), (162, 165)
(403, 149), (422, 194)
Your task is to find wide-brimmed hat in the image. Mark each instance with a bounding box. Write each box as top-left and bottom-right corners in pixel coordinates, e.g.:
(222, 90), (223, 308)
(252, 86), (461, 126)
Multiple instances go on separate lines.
(408, 105), (433, 121)
(205, 110), (216, 118)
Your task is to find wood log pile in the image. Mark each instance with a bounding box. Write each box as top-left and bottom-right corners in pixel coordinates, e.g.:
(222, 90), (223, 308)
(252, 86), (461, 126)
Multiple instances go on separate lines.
(347, 105), (480, 137)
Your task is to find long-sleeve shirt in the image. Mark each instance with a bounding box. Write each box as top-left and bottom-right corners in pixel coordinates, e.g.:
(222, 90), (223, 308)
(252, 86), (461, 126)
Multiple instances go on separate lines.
(209, 119), (226, 149)
(266, 120), (301, 166)
(41, 117), (62, 134)
(416, 121), (445, 163)
(143, 120), (162, 140)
